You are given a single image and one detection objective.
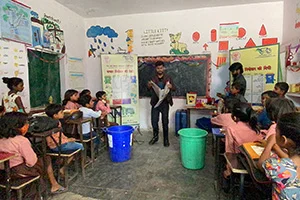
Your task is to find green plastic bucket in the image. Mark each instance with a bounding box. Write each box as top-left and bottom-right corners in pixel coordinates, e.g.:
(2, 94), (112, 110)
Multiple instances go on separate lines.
(178, 128), (208, 170)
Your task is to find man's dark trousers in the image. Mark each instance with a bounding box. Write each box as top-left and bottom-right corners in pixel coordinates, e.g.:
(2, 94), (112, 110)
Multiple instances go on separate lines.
(151, 101), (169, 143)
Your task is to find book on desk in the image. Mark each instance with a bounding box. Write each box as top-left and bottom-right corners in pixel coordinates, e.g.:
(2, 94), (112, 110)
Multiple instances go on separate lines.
(242, 142), (265, 160)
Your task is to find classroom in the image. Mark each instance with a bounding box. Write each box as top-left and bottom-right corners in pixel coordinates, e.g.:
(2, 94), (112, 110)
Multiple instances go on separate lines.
(0, 0), (300, 199)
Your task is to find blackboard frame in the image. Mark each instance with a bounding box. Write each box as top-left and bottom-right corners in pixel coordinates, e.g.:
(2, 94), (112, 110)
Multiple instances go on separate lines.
(138, 54), (211, 98)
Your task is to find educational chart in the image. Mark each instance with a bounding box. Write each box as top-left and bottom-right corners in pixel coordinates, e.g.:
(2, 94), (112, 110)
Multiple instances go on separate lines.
(230, 44), (279, 103)
(31, 11), (66, 53)
(0, 40), (30, 111)
(67, 57), (85, 90)
(0, 0), (32, 45)
(101, 54), (139, 125)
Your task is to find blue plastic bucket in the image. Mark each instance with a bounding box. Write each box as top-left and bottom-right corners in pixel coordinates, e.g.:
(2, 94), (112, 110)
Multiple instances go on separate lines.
(106, 125), (134, 162)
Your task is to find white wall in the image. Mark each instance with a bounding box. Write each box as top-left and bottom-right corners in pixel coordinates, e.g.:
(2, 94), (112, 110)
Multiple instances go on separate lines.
(84, 2), (284, 130)
(282, 0), (300, 107)
(282, 0), (300, 85)
(282, 0), (300, 45)
(4, 0), (86, 109)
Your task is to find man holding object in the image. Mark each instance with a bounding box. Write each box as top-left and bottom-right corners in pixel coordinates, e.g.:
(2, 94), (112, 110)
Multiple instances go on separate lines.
(147, 61), (176, 147)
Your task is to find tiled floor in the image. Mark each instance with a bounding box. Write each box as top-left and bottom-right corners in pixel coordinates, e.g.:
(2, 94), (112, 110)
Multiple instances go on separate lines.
(50, 130), (268, 200)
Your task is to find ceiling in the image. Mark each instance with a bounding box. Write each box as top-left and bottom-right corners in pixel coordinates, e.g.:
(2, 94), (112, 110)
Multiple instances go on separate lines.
(55, 0), (283, 18)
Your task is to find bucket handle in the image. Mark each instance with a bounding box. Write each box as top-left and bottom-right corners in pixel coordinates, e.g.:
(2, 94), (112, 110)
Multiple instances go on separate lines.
(102, 127), (108, 132)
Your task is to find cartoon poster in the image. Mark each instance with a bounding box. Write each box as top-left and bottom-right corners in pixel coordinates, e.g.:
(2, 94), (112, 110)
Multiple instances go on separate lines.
(101, 54), (139, 125)
(230, 44), (279, 103)
(169, 32), (189, 54)
(30, 11), (65, 54)
(86, 25), (119, 57)
(0, 0), (32, 45)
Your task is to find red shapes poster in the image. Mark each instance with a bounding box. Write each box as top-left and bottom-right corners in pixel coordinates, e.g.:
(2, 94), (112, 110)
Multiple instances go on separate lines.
(245, 38), (256, 48)
(259, 24), (267, 37)
(238, 27), (246, 38)
(262, 38), (278, 45)
(210, 29), (217, 42)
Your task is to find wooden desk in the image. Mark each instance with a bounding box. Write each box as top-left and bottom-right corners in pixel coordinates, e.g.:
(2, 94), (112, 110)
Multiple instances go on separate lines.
(224, 153), (248, 200)
(29, 106), (46, 116)
(186, 106), (216, 127)
(29, 128), (61, 181)
(212, 128), (225, 199)
(110, 105), (122, 125)
(0, 152), (16, 200)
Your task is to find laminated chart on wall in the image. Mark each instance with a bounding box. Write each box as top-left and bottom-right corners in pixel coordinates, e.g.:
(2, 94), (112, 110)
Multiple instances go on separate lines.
(230, 44), (279, 104)
(244, 74), (265, 103)
(0, 0), (32, 45)
(67, 57), (85, 90)
(0, 40), (30, 110)
(101, 54), (139, 125)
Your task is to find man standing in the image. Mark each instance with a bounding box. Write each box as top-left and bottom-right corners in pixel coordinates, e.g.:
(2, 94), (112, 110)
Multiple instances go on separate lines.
(229, 62), (246, 96)
(147, 61), (176, 147)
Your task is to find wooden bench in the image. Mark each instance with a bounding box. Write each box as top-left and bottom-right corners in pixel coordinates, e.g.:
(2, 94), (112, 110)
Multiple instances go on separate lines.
(224, 152), (249, 200)
(47, 148), (84, 188)
(64, 118), (98, 168)
(0, 176), (41, 200)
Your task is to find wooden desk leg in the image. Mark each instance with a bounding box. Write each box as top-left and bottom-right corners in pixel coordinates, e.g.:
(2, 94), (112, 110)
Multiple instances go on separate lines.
(4, 160), (11, 200)
(188, 108), (191, 128)
(119, 107), (122, 125)
(41, 138), (48, 199)
(113, 109), (117, 123)
(239, 174), (245, 200)
(230, 173), (234, 200)
(214, 136), (221, 199)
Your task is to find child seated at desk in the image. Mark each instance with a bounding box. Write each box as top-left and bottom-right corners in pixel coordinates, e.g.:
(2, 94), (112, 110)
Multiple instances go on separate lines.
(224, 102), (263, 178)
(78, 95), (101, 148)
(257, 112), (300, 200)
(257, 91), (278, 130)
(80, 89), (97, 101)
(211, 97), (240, 129)
(225, 102), (262, 154)
(262, 97), (296, 140)
(62, 89), (80, 110)
(0, 112), (65, 196)
(45, 104), (84, 153)
(229, 82), (247, 103)
(273, 82), (289, 98)
(217, 82), (247, 103)
(94, 91), (117, 127)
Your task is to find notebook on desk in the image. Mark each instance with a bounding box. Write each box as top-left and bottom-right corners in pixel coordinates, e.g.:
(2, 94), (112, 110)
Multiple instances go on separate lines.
(242, 142), (265, 160)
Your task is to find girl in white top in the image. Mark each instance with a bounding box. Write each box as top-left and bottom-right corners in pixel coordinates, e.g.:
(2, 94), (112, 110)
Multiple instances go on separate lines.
(2, 77), (26, 113)
(78, 94), (101, 146)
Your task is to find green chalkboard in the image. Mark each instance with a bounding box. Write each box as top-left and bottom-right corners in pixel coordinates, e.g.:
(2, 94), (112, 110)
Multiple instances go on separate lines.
(28, 50), (61, 108)
(138, 55), (211, 97)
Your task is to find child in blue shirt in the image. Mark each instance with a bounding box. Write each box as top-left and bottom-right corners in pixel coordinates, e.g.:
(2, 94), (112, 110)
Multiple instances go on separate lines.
(257, 91), (278, 129)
